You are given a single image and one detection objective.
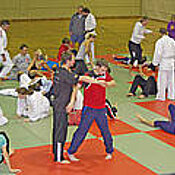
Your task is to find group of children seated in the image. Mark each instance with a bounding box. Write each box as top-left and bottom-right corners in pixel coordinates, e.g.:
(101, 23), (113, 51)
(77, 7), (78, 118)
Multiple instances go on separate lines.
(0, 32), (118, 126)
(0, 20), (175, 170)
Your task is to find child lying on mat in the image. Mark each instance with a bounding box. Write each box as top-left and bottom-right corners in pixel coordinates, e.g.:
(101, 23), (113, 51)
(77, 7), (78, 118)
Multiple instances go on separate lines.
(16, 85), (50, 122)
(137, 104), (175, 135)
(126, 66), (157, 99)
(0, 131), (21, 173)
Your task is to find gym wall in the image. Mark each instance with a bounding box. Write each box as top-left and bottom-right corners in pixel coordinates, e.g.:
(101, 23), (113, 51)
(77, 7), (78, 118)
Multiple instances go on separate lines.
(0, 0), (140, 20)
(142, 0), (175, 21)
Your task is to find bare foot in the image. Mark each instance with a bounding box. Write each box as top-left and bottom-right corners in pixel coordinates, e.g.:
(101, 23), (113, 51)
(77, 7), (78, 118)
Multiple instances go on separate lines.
(138, 95), (145, 99)
(126, 93), (134, 97)
(14, 115), (22, 119)
(24, 118), (30, 122)
(113, 116), (121, 120)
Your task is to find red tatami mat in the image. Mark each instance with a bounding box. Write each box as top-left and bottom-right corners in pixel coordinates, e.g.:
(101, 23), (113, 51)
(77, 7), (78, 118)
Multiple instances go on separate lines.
(89, 119), (140, 137)
(135, 100), (175, 118)
(146, 130), (175, 148)
(11, 139), (156, 175)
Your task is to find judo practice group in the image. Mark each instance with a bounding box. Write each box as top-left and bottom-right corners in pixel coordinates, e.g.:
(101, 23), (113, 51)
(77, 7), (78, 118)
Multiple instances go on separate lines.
(0, 5), (175, 172)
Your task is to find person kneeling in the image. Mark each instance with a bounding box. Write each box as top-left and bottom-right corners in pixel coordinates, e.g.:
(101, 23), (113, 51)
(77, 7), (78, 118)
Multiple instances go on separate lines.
(16, 85), (50, 122)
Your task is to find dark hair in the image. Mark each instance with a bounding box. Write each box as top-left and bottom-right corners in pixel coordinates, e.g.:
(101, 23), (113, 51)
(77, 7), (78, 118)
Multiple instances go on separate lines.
(96, 59), (109, 68)
(61, 52), (72, 64)
(82, 8), (90, 14)
(71, 49), (77, 57)
(140, 16), (149, 23)
(78, 5), (84, 9)
(159, 28), (167, 34)
(19, 44), (29, 50)
(96, 60), (111, 73)
(1, 20), (10, 26)
(62, 37), (70, 44)
(0, 131), (9, 164)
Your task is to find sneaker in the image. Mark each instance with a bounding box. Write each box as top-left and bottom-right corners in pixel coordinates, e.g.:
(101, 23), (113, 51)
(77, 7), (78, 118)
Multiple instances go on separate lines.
(60, 160), (71, 164)
(68, 153), (80, 162)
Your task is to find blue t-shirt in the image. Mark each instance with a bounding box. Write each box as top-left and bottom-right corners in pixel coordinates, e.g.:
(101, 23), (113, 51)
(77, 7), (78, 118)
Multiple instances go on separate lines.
(0, 134), (7, 162)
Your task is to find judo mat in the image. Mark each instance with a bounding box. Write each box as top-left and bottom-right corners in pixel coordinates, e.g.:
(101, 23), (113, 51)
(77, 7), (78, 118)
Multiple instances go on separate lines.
(1, 18), (175, 175)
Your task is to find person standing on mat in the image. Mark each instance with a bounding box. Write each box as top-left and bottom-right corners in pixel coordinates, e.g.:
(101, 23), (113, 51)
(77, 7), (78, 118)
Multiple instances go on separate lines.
(52, 52), (102, 163)
(167, 14), (175, 40)
(137, 104), (175, 135)
(67, 60), (116, 162)
(82, 7), (97, 63)
(75, 32), (96, 75)
(0, 20), (13, 80)
(128, 16), (152, 76)
(69, 5), (85, 48)
(151, 28), (175, 101)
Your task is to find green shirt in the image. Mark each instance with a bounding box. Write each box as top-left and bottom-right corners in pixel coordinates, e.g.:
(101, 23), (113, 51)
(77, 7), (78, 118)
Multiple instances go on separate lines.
(0, 134), (7, 162)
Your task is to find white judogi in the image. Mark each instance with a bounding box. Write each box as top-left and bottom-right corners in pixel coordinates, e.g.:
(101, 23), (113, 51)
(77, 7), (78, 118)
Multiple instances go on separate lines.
(19, 73), (31, 87)
(85, 13), (97, 62)
(0, 106), (8, 126)
(74, 90), (84, 110)
(130, 22), (152, 44)
(16, 73), (32, 117)
(26, 91), (50, 122)
(152, 35), (175, 100)
(16, 95), (28, 116)
(0, 27), (13, 78)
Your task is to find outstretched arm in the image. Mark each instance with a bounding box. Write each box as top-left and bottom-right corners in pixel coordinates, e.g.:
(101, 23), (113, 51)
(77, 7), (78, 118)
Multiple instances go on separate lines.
(2, 146), (21, 173)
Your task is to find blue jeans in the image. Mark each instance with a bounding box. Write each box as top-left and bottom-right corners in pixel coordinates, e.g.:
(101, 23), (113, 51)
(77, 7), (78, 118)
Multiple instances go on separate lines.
(68, 106), (114, 154)
(154, 104), (175, 134)
(71, 34), (84, 44)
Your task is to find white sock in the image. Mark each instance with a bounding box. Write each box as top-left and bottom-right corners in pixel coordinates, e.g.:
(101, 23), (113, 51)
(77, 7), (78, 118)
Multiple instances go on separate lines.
(68, 153), (80, 162)
(105, 154), (112, 160)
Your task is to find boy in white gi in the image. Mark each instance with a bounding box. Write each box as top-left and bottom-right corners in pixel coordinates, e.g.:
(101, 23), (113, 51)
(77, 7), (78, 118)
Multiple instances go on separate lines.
(0, 106), (8, 126)
(152, 28), (175, 101)
(16, 85), (50, 122)
(82, 8), (97, 63)
(0, 20), (13, 79)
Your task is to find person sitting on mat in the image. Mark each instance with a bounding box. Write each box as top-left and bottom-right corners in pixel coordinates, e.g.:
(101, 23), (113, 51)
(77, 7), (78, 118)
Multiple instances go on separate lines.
(126, 66), (157, 99)
(27, 49), (53, 74)
(0, 131), (21, 173)
(16, 85), (50, 122)
(57, 37), (73, 62)
(11, 44), (31, 79)
(136, 104), (175, 135)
